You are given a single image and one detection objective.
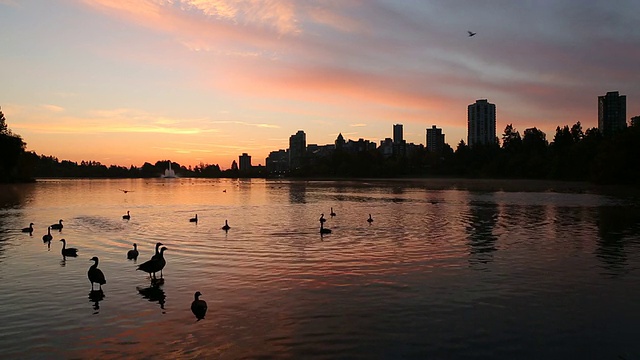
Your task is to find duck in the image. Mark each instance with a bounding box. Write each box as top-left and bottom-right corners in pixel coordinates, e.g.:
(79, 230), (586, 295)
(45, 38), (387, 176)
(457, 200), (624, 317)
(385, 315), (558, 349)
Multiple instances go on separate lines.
(191, 291), (208, 321)
(367, 214), (373, 224)
(320, 222), (332, 235)
(51, 219), (64, 230)
(330, 208), (336, 217)
(60, 239), (78, 257)
(122, 211), (131, 220)
(22, 223), (34, 233)
(222, 220), (230, 231)
(88, 256), (106, 291)
(190, 214), (198, 223)
(42, 227), (53, 242)
(319, 214), (326, 223)
(137, 246), (167, 279)
(127, 243), (139, 260)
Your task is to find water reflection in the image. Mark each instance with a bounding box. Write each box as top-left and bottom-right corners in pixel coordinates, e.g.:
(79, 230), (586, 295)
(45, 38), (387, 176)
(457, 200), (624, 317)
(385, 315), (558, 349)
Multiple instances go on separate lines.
(0, 183), (35, 208)
(595, 206), (640, 276)
(88, 290), (105, 314)
(465, 200), (499, 267)
(289, 182), (306, 204)
(137, 280), (167, 312)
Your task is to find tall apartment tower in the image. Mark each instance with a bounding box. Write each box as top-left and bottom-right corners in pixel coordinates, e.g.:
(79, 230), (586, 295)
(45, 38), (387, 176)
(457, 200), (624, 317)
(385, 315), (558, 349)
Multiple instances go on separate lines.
(239, 153), (252, 171)
(426, 125), (445, 153)
(289, 130), (306, 170)
(393, 124), (403, 144)
(598, 91), (627, 136)
(468, 99), (496, 147)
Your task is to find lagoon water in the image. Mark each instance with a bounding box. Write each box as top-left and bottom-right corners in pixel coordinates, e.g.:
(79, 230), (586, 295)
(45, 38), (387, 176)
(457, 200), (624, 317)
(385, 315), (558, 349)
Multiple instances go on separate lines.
(1, 178), (639, 359)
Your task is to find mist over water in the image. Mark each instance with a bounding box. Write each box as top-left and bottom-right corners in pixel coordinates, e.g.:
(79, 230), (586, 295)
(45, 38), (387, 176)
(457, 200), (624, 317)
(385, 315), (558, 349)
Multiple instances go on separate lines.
(1, 178), (639, 359)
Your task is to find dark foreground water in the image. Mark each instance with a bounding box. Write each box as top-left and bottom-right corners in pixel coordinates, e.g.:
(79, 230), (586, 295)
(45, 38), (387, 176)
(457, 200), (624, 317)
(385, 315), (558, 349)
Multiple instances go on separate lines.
(0, 178), (639, 359)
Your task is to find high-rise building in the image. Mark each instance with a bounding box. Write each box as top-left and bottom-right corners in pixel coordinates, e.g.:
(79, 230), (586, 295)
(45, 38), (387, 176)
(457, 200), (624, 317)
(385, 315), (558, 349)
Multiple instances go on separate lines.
(266, 149), (289, 173)
(631, 115), (640, 127)
(598, 91), (627, 136)
(239, 153), (252, 171)
(393, 124), (403, 144)
(289, 130), (306, 169)
(468, 99), (496, 147)
(426, 125), (445, 153)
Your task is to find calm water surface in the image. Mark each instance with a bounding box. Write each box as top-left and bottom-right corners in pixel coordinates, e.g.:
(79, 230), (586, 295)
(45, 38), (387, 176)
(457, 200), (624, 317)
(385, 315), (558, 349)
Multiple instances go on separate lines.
(1, 178), (639, 359)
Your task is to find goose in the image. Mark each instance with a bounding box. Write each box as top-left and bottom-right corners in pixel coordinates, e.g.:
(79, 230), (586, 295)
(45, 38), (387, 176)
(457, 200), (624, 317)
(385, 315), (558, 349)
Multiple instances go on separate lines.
(320, 222), (332, 235)
(191, 291), (208, 320)
(88, 257), (106, 291)
(330, 208), (336, 217)
(190, 214), (198, 223)
(22, 223), (34, 233)
(319, 214), (326, 223)
(222, 220), (230, 231)
(122, 211), (131, 220)
(367, 214), (373, 224)
(60, 239), (78, 257)
(42, 227), (53, 242)
(127, 243), (139, 260)
(51, 219), (63, 230)
(151, 242), (163, 260)
(137, 246), (167, 279)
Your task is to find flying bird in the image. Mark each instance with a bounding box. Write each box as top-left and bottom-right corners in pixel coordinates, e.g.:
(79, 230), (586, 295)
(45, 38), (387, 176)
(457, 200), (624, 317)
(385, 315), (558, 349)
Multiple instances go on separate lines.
(468, 31), (477, 37)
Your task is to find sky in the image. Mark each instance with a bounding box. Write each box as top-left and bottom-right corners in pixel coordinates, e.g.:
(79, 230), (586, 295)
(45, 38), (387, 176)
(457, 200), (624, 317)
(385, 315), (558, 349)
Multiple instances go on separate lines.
(1, 0), (639, 169)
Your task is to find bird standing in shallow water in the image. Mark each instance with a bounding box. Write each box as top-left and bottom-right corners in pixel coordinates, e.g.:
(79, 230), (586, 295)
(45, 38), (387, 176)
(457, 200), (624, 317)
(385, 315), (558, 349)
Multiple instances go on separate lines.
(191, 291), (208, 320)
(88, 256), (106, 291)
(137, 246), (167, 279)
(190, 214), (198, 223)
(51, 219), (63, 230)
(22, 223), (34, 233)
(60, 239), (78, 257)
(122, 211), (131, 220)
(222, 220), (230, 231)
(127, 243), (139, 260)
(367, 214), (373, 224)
(42, 227), (53, 242)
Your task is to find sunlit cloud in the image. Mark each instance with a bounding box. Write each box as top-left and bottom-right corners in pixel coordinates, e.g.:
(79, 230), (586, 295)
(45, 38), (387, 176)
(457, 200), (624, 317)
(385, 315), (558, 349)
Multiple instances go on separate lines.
(41, 104), (65, 112)
(350, 123), (367, 127)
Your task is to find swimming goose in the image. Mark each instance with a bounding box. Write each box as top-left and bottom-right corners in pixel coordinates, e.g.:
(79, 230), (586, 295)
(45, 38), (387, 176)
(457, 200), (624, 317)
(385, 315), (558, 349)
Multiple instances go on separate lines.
(51, 219), (64, 230)
(189, 214), (198, 223)
(127, 243), (139, 260)
(88, 256), (106, 291)
(222, 220), (230, 231)
(320, 222), (331, 234)
(330, 208), (336, 217)
(191, 291), (208, 320)
(42, 227), (53, 242)
(319, 214), (326, 223)
(22, 223), (34, 233)
(60, 239), (78, 257)
(367, 214), (373, 223)
(122, 211), (131, 220)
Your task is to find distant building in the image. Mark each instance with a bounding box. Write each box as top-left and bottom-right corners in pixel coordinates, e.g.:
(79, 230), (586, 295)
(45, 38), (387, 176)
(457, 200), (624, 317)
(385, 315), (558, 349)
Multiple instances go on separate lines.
(230, 160), (238, 171)
(426, 125), (445, 153)
(598, 91), (627, 136)
(379, 138), (394, 158)
(631, 115), (640, 127)
(289, 130), (306, 170)
(239, 153), (252, 171)
(468, 99), (496, 147)
(335, 133), (346, 150)
(266, 149), (289, 173)
(393, 124), (403, 144)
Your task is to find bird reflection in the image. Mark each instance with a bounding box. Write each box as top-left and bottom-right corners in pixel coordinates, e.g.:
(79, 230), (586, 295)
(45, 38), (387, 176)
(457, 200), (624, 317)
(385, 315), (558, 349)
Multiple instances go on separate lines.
(88, 289), (105, 313)
(137, 280), (166, 311)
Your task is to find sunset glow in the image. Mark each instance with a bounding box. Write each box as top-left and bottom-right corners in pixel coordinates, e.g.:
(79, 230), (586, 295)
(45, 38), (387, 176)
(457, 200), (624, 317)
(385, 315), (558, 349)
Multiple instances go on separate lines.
(1, 0), (638, 168)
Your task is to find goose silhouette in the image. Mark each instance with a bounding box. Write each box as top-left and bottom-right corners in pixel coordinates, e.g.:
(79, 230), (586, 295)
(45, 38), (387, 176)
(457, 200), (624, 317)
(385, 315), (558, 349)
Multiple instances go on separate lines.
(191, 291), (208, 320)
(190, 214), (198, 223)
(320, 222), (331, 235)
(367, 214), (373, 224)
(51, 219), (63, 230)
(330, 208), (336, 217)
(319, 214), (326, 223)
(222, 220), (230, 231)
(42, 227), (53, 242)
(60, 239), (78, 257)
(122, 211), (131, 220)
(22, 223), (34, 233)
(127, 243), (139, 260)
(137, 246), (167, 279)
(88, 256), (106, 291)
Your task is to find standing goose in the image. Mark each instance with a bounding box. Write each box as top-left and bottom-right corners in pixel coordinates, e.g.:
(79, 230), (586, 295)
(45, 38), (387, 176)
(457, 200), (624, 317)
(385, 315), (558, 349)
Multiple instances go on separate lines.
(122, 211), (131, 220)
(190, 214), (198, 223)
(330, 208), (336, 217)
(222, 220), (230, 231)
(42, 227), (53, 242)
(127, 243), (139, 260)
(60, 239), (78, 257)
(367, 214), (373, 224)
(156, 247), (167, 278)
(138, 246), (167, 279)
(22, 223), (34, 233)
(191, 291), (208, 320)
(51, 219), (64, 230)
(88, 256), (106, 291)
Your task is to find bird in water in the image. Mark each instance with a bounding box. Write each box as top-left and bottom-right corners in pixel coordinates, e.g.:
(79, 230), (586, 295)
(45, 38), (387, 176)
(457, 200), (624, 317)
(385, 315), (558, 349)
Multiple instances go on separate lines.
(330, 208), (336, 217)
(60, 239), (78, 257)
(191, 291), (208, 321)
(137, 246), (167, 279)
(190, 214), (198, 223)
(51, 219), (64, 230)
(367, 214), (373, 224)
(122, 211), (131, 220)
(88, 256), (106, 291)
(222, 220), (230, 231)
(42, 226), (53, 242)
(320, 222), (331, 235)
(22, 223), (34, 233)
(319, 213), (326, 223)
(127, 243), (139, 260)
